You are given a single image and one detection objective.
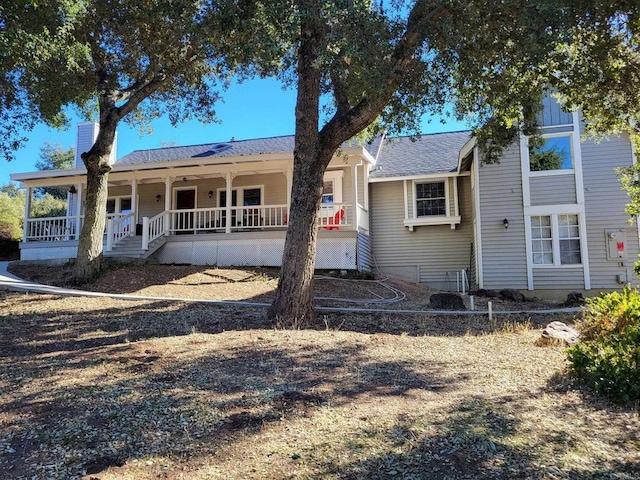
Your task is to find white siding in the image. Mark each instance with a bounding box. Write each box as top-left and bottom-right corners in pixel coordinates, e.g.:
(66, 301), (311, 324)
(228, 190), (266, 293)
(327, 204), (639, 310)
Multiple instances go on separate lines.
(582, 134), (640, 288)
(370, 177), (473, 288)
(478, 144), (529, 289)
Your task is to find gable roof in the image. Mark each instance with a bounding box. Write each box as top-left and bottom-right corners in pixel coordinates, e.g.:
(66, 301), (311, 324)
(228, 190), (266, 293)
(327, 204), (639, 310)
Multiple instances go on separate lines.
(369, 131), (472, 179)
(117, 135), (297, 165)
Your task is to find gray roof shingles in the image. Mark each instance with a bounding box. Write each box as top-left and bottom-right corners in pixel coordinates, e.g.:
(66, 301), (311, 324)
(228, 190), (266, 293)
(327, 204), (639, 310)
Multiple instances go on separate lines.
(116, 130), (472, 178)
(368, 131), (472, 178)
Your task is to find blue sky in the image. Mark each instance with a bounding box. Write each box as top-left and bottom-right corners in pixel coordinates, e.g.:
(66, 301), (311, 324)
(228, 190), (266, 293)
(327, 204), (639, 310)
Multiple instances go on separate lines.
(2, 77), (468, 186)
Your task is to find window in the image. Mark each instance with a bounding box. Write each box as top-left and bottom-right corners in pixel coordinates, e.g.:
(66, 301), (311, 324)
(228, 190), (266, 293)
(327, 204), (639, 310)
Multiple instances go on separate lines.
(558, 214), (581, 264)
(416, 181), (446, 216)
(106, 196), (132, 215)
(322, 181), (334, 204)
(530, 214), (581, 266)
(529, 134), (573, 172)
(531, 215), (553, 265)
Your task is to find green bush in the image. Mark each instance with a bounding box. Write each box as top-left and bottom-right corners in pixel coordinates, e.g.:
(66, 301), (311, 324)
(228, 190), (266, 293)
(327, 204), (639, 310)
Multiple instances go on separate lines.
(567, 286), (640, 404)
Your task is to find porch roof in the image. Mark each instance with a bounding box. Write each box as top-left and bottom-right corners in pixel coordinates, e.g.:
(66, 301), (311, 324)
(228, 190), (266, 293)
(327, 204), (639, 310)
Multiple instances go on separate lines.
(369, 131), (472, 180)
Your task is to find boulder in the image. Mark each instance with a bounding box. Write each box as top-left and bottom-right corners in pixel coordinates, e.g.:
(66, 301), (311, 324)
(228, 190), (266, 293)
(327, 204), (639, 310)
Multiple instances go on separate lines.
(499, 288), (526, 302)
(535, 321), (580, 347)
(430, 293), (466, 310)
(564, 291), (585, 307)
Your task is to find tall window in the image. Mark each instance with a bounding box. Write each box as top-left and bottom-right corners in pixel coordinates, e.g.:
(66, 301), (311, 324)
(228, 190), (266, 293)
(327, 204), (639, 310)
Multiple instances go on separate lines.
(322, 181), (334, 204)
(531, 215), (553, 264)
(529, 134), (573, 172)
(530, 214), (581, 265)
(558, 214), (581, 264)
(416, 181), (446, 216)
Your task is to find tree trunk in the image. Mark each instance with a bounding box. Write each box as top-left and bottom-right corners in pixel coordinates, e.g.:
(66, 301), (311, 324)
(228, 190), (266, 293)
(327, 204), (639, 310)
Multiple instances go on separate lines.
(267, 0), (326, 324)
(73, 122), (117, 282)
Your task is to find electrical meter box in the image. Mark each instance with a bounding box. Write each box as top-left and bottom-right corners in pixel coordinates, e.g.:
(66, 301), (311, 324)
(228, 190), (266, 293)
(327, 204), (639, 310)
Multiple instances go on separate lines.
(605, 230), (626, 260)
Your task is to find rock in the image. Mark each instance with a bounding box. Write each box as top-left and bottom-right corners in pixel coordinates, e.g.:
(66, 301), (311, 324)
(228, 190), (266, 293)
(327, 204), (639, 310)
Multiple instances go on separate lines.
(499, 288), (526, 302)
(564, 291), (585, 307)
(470, 288), (501, 298)
(430, 293), (466, 310)
(535, 321), (580, 347)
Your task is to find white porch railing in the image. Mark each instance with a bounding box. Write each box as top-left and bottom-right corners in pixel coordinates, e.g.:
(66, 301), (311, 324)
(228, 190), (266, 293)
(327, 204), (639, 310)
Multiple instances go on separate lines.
(317, 203), (351, 229)
(105, 212), (135, 251)
(25, 203), (357, 247)
(26, 216), (81, 242)
(141, 211), (166, 250)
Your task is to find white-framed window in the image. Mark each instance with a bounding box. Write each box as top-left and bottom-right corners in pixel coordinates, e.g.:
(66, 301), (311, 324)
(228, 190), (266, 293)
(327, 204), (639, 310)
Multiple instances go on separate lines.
(529, 133), (574, 173)
(530, 213), (581, 266)
(415, 181), (446, 216)
(322, 170), (343, 205)
(106, 196), (132, 216)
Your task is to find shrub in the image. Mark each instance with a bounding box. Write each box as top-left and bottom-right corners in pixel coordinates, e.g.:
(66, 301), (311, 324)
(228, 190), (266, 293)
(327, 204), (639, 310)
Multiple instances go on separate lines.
(567, 286), (640, 404)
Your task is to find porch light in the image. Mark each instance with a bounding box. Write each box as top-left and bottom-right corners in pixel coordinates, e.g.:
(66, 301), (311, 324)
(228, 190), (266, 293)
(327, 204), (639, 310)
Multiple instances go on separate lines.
(503, 218), (509, 229)
(208, 190), (213, 199)
(156, 194), (162, 202)
(69, 185), (77, 194)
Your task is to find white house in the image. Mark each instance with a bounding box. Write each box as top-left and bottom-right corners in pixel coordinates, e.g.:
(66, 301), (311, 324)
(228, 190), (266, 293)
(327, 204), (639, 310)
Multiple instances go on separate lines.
(11, 94), (639, 294)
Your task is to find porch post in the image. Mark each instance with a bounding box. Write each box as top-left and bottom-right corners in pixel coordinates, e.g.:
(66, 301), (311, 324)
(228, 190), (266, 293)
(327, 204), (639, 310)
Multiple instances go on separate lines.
(225, 172), (233, 234)
(364, 164), (370, 210)
(286, 166), (292, 214)
(352, 164), (359, 230)
(75, 183), (83, 240)
(23, 186), (32, 242)
(164, 177), (172, 234)
(130, 178), (137, 237)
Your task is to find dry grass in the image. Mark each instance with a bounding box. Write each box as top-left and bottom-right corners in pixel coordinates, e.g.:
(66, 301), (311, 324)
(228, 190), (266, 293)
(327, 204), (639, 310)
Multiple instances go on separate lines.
(1, 265), (638, 479)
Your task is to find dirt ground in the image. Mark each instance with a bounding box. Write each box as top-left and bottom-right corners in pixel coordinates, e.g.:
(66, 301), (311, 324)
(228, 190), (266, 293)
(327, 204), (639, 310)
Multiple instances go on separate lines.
(1, 263), (638, 480)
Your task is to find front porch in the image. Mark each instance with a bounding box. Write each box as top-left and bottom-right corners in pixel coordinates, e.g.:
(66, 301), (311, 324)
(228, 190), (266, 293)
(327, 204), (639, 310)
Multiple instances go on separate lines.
(13, 136), (375, 270)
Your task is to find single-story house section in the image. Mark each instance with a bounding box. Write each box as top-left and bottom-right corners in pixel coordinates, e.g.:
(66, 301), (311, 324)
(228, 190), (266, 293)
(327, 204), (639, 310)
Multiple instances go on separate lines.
(11, 93), (639, 294)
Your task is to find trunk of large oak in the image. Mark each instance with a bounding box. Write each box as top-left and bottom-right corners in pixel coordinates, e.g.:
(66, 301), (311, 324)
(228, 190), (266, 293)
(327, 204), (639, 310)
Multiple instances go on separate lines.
(267, 147), (332, 324)
(73, 123), (117, 282)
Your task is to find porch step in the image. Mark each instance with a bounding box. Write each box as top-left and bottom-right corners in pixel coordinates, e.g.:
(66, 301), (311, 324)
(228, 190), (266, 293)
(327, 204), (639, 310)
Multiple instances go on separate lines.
(104, 235), (166, 259)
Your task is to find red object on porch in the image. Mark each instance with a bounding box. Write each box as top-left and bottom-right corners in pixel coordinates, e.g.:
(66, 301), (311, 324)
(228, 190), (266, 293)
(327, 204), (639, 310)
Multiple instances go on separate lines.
(325, 209), (345, 230)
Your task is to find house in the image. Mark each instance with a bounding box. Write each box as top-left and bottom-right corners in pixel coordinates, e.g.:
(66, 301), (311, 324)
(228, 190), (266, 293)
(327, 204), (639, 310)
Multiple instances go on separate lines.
(11, 93), (639, 295)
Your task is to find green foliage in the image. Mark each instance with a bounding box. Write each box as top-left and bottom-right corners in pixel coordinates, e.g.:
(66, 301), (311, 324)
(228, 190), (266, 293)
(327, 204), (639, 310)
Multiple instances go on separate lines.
(567, 286), (640, 403)
(35, 142), (74, 199)
(31, 194), (68, 219)
(0, 191), (25, 240)
(528, 136), (564, 172)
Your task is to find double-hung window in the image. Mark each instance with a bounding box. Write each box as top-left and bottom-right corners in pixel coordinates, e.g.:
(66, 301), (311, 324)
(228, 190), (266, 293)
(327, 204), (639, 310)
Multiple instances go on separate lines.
(416, 182), (446, 216)
(530, 214), (581, 266)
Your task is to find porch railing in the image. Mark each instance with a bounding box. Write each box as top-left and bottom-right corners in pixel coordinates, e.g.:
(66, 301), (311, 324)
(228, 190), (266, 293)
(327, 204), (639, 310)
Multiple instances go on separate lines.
(141, 211), (166, 250)
(26, 216), (81, 242)
(25, 203), (357, 245)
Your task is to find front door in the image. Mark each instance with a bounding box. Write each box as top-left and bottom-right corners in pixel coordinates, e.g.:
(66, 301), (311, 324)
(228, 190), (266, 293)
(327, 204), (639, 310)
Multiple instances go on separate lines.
(175, 189), (196, 233)
(219, 190), (238, 228)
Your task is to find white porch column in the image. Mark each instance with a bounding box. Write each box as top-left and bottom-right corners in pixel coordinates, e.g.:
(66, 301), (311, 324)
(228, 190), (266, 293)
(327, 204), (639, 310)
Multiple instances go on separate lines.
(225, 172), (233, 234)
(23, 186), (32, 242)
(130, 178), (138, 236)
(164, 177), (172, 233)
(364, 164), (370, 210)
(352, 163), (359, 230)
(75, 183), (83, 240)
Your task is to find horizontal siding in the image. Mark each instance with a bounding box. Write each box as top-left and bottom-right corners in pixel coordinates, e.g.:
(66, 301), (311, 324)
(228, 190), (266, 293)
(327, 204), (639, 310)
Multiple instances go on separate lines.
(478, 144), (529, 289)
(582, 133), (640, 288)
(529, 175), (576, 205)
(533, 268), (584, 289)
(370, 177), (473, 288)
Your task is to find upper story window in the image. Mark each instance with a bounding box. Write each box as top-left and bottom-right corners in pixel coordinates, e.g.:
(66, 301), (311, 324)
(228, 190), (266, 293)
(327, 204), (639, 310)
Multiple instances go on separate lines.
(529, 134), (573, 172)
(416, 181), (446, 216)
